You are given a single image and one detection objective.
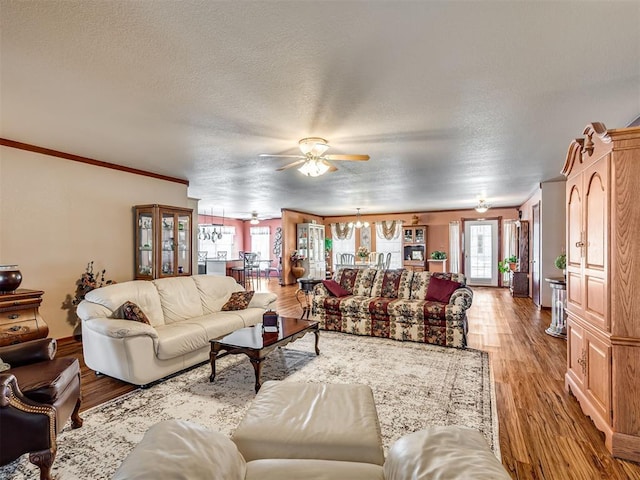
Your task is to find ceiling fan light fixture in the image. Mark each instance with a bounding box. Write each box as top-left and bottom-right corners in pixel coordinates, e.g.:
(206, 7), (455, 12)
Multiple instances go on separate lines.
(298, 158), (330, 177)
(250, 212), (260, 225)
(299, 137), (329, 157)
(475, 199), (490, 213)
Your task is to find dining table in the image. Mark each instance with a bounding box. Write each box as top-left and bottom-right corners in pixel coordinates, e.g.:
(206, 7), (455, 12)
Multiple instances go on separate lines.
(335, 261), (378, 270)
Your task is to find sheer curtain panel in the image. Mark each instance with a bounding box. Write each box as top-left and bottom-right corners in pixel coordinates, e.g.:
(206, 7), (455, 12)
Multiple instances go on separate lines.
(330, 223), (355, 266)
(375, 221), (403, 269)
(448, 221), (461, 273)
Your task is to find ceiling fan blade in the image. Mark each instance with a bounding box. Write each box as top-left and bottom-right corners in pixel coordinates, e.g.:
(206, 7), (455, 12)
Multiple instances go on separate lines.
(276, 159), (306, 171)
(259, 154), (305, 159)
(324, 154), (370, 161)
(327, 163), (338, 172)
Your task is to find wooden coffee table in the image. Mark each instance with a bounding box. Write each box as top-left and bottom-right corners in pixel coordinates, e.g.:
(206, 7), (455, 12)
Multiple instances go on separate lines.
(209, 317), (319, 392)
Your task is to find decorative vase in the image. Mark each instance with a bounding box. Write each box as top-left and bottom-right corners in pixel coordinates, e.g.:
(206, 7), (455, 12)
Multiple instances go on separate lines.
(0, 265), (23, 294)
(291, 265), (305, 279)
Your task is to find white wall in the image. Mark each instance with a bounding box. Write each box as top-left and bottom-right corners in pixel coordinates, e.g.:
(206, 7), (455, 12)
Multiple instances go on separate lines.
(540, 180), (566, 307)
(0, 147), (190, 338)
(519, 181), (566, 308)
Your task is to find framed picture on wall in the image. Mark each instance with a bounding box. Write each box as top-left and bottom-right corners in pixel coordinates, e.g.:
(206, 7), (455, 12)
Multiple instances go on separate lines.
(360, 225), (371, 250)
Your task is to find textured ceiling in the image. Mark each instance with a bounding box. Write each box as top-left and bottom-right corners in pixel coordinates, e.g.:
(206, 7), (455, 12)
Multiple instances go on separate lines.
(1, 1), (639, 219)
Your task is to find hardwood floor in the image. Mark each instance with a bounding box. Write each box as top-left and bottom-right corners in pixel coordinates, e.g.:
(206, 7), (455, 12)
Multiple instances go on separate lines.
(58, 279), (640, 479)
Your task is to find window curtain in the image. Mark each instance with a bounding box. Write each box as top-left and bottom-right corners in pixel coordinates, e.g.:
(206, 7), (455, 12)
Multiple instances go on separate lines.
(502, 221), (518, 284)
(331, 223), (355, 266)
(448, 221), (461, 273)
(375, 221), (403, 269)
(249, 226), (270, 259)
(331, 222), (353, 240)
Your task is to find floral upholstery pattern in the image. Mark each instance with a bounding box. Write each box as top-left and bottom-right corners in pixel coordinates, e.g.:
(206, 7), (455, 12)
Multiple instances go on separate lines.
(351, 268), (378, 296)
(336, 268), (360, 294)
(313, 268), (473, 348)
(371, 269), (410, 298)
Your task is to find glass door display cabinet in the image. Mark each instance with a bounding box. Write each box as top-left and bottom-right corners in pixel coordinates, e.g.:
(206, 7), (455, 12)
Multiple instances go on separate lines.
(134, 204), (193, 279)
(402, 226), (427, 271)
(296, 223), (326, 280)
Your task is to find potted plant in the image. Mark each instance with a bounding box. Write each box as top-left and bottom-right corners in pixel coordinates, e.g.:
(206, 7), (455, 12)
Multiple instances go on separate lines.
(430, 250), (447, 260)
(498, 259), (510, 274)
(555, 253), (566, 277)
(498, 255), (518, 273)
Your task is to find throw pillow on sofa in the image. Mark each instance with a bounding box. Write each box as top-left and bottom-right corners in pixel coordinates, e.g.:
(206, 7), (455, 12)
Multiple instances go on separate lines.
(426, 276), (461, 303)
(322, 280), (351, 297)
(112, 301), (151, 325)
(222, 291), (255, 311)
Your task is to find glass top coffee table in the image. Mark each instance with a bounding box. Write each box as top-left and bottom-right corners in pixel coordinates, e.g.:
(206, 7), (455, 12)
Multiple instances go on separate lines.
(209, 317), (319, 393)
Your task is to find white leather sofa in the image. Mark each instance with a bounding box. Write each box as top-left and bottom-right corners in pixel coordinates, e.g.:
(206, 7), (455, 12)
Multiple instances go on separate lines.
(113, 381), (510, 480)
(77, 275), (277, 386)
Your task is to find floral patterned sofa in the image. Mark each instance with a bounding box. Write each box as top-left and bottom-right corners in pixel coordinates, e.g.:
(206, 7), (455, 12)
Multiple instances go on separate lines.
(311, 268), (473, 348)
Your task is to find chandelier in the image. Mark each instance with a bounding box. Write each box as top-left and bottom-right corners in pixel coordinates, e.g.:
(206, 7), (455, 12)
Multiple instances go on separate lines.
(475, 199), (491, 213)
(348, 208), (369, 229)
(297, 137), (331, 177)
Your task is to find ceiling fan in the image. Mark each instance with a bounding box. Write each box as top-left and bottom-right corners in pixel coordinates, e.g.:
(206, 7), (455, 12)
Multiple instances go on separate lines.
(259, 137), (370, 177)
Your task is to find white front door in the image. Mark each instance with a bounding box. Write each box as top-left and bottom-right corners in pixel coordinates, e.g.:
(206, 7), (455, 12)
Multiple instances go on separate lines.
(464, 219), (499, 286)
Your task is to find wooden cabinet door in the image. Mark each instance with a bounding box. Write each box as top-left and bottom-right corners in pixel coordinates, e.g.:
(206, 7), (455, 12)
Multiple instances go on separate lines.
(583, 159), (609, 331)
(566, 176), (584, 317)
(584, 330), (612, 424)
(566, 315), (585, 389)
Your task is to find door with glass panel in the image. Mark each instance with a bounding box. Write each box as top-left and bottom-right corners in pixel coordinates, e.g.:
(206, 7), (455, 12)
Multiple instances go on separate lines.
(464, 219), (499, 286)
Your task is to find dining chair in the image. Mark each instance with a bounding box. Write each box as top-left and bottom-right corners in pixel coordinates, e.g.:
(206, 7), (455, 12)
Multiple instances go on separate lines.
(340, 253), (355, 265)
(197, 251), (208, 274)
(384, 252), (392, 269)
(244, 252), (260, 290)
(263, 258), (281, 281)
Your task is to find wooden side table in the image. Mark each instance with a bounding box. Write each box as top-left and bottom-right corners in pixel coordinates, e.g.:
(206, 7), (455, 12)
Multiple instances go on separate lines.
(510, 271), (529, 297)
(296, 278), (322, 319)
(0, 289), (48, 346)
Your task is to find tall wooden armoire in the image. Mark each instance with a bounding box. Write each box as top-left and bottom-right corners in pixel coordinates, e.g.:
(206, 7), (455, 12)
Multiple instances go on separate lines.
(562, 122), (640, 462)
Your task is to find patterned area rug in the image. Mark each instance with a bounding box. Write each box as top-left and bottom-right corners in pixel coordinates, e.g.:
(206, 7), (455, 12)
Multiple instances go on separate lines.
(1, 331), (498, 479)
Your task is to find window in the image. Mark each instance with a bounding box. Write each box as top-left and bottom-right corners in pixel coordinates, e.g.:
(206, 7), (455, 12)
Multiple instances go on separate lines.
(375, 221), (403, 269)
(250, 226), (270, 260)
(198, 226), (237, 259)
(330, 223), (355, 265)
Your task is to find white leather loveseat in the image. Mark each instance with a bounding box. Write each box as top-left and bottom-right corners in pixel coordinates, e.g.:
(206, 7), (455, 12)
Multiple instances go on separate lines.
(77, 275), (277, 386)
